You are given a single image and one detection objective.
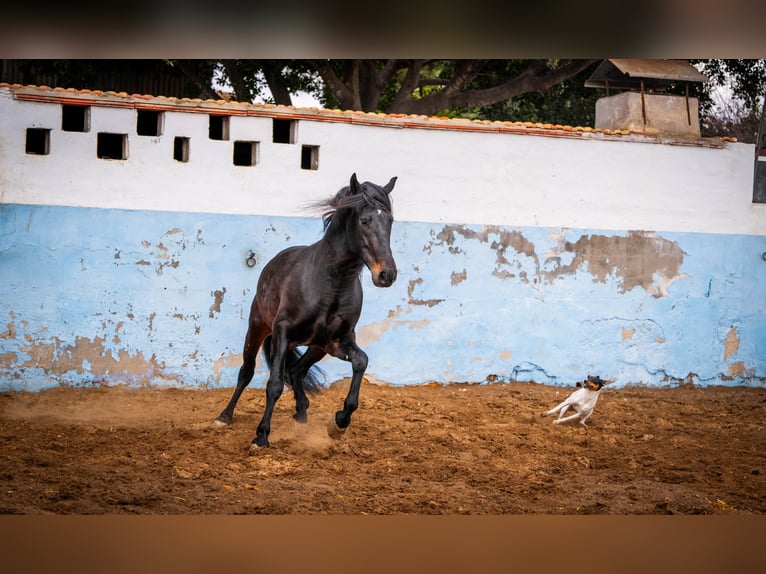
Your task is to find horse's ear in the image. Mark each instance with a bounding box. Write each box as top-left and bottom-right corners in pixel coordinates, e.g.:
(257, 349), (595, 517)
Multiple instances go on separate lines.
(383, 176), (397, 195)
(350, 173), (360, 195)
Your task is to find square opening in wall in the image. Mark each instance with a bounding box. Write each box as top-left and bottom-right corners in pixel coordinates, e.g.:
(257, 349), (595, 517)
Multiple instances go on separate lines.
(233, 141), (259, 166)
(301, 145), (319, 170)
(25, 128), (50, 155)
(209, 115), (230, 140)
(174, 137), (190, 162)
(137, 109), (164, 136)
(61, 105), (90, 132)
(273, 118), (296, 144)
(97, 133), (128, 160)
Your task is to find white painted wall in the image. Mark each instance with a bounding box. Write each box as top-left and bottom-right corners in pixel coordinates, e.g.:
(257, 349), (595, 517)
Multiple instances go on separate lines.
(2, 86), (763, 236)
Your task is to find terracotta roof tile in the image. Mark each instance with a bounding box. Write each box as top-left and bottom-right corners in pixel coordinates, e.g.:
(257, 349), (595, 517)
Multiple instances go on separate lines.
(0, 83), (729, 147)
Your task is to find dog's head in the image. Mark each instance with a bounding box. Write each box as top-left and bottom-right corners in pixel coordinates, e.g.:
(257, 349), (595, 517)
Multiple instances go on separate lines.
(577, 375), (605, 391)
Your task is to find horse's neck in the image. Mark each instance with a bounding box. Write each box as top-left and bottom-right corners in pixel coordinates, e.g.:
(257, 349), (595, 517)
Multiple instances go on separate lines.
(316, 225), (363, 278)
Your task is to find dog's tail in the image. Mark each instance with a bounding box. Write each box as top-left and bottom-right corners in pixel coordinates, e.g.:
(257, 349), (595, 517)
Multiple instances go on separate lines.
(262, 336), (326, 394)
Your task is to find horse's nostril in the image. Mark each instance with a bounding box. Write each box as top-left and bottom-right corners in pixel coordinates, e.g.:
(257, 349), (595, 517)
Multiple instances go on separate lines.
(378, 268), (396, 285)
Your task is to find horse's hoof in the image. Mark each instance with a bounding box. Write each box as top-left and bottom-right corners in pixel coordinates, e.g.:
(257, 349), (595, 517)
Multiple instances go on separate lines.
(249, 441), (269, 452)
(248, 442), (269, 454)
(251, 435), (270, 449)
(213, 417), (230, 428)
(293, 413), (308, 424)
(327, 421), (347, 440)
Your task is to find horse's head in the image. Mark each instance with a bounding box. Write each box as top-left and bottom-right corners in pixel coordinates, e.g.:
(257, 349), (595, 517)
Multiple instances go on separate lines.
(349, 173), (398, 287)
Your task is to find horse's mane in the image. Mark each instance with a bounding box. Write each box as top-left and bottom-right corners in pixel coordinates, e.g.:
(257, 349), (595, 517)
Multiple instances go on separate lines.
(312, 181), (393, 232)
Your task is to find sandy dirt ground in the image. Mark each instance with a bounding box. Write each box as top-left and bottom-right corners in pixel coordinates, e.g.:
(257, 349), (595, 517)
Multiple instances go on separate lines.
(0, 380), (764, 515)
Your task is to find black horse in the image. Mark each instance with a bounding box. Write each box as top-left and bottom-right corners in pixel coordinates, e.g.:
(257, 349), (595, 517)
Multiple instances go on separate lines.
(215, 174), (398, 448)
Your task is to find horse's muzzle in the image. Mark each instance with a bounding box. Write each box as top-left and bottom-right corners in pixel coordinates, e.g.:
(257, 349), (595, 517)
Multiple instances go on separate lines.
(371, 262), (397, 287)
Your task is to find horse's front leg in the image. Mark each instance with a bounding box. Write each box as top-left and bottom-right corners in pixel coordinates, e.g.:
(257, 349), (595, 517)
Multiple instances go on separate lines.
(328, 334), (368, 437)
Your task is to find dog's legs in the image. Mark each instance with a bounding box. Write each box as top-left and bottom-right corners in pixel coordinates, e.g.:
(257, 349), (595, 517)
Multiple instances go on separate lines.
(552, 411), (583, 425)
(579, 410), (594, 425)
(556, 404), (571, 420)
(543, 401), (567, 418)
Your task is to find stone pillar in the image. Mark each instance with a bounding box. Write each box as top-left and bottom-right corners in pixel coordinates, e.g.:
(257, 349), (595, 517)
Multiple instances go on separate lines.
(595, 92), (700, 137)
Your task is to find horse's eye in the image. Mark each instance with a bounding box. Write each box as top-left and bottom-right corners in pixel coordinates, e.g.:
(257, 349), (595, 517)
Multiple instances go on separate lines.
(359, 217), (369, 226)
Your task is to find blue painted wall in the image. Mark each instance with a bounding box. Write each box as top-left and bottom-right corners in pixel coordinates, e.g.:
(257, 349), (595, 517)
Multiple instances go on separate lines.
(1, 85), (764, 391)
(2, 203), (763, 391)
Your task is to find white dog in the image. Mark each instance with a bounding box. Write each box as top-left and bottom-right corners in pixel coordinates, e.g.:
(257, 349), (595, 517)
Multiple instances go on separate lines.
(542, 376), (605, 425)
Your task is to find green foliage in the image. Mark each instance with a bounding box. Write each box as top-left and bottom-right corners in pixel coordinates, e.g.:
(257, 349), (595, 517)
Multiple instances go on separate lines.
(6, 59), (764, 137)
(12, 60), (212, 99)
(443, 61), (603, 126)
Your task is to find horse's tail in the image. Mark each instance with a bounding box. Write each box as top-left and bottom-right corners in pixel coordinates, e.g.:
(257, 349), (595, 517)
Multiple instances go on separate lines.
(262, 336), (325, 394)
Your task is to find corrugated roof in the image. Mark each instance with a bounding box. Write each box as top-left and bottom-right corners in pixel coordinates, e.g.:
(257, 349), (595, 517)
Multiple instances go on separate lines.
(585, 59), (708, 89)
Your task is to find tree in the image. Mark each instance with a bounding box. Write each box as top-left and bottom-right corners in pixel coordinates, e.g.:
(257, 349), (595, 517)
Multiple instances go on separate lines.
(692, 59), (766, 112)
(308, 59), (599, 116)
(187, 59), (599, 120)
(211, 60), (322, 106)
(428, 60), (603, 126)
(201, 59), (766, 137)
(691, 59), (766, 143)
(700, 94), (764, 143)
(5, 59), (763, 138)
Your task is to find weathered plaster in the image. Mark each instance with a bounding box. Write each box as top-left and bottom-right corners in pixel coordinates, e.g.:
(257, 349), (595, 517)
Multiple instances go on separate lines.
(430, 225), (687, 297)
(0, 86), (763, 390)
(209, 288), (227, 318)
(546, 231), (687, 297)
(8, 332), (175, 386)
(724, 327), (740, 362)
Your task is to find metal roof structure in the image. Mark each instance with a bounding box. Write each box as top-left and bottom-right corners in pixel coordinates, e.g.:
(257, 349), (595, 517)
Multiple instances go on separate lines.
(585, 59), (708, 91)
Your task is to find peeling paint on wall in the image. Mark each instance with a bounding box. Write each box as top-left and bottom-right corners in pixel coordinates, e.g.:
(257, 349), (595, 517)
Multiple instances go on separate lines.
(546, 231), (687, 297)
(212, 352), (245, 387)
(7, 333), (175, 385)
(429, 225), (687, 297)
(209, 288), (227, 318)
(450, 270), (467, 286)
(724, 327), (740, 361)
(728, 361), (745, 377)
(407, 278), (444, 307)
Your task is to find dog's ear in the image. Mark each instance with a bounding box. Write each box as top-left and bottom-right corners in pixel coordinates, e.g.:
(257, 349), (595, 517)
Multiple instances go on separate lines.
(576, 381), (583, 388)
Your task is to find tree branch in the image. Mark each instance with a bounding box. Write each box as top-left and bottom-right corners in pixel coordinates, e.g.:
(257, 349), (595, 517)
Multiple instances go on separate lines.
(442, 60), (487, 96)
(311, 60), (356, 109)
(387, 60), (486, 114)
(394, 59), (598, 116)
(261, 62), (293, 106)
(171, 60), (219, 100)
(389, 60), (425, 110)
(221, 60), (250, 102)
(376, 59), (401, 89)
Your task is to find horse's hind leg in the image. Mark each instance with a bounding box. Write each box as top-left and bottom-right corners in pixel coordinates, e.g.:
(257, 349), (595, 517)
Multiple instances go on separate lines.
(214, 311), (268, 427)
(253, 322), (291, 448)
(287, 346), (326, 423)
